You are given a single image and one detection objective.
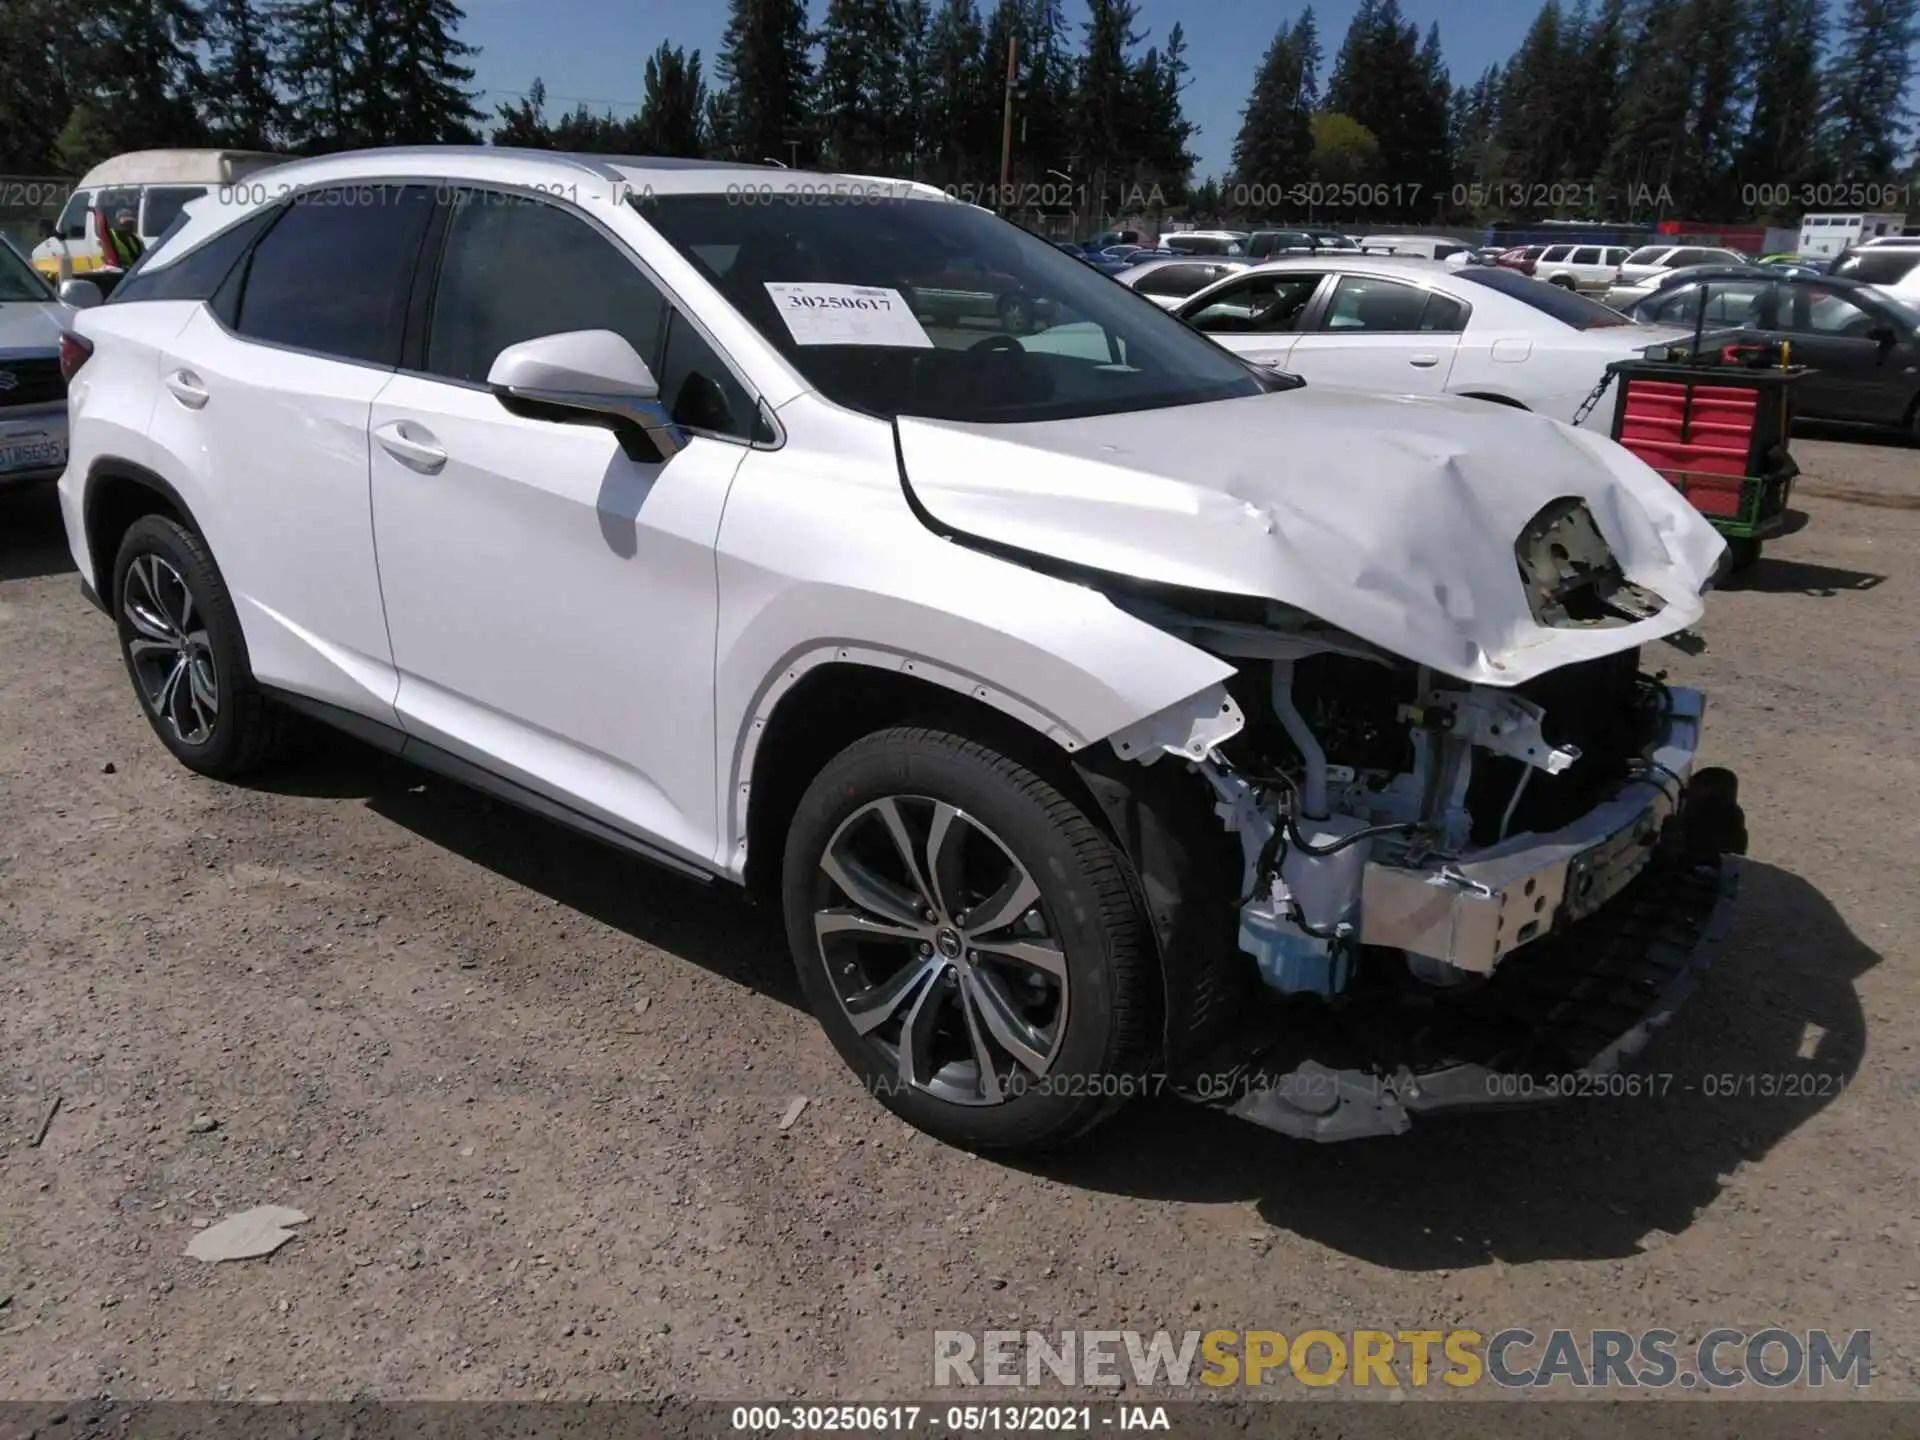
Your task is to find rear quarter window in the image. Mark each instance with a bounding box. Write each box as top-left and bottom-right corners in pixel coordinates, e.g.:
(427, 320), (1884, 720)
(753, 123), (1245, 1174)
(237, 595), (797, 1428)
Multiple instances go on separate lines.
(109, 207), (276, 306)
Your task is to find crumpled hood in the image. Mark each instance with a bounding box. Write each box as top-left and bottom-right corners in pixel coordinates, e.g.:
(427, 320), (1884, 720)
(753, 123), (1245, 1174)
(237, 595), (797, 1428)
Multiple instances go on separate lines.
(895, 387), (1727, 686)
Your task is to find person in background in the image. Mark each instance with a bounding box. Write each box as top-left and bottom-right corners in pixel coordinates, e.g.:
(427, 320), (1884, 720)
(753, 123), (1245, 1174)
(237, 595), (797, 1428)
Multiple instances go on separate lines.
(106, 207), (144, 268)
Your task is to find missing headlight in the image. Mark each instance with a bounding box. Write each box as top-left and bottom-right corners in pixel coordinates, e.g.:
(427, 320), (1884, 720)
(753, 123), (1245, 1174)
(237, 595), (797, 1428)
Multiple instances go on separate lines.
(1516, 497), (1668, 628)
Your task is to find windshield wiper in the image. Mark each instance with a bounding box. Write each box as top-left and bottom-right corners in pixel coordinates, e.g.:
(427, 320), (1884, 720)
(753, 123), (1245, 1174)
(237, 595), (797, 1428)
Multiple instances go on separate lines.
(1248, 363), (1307, 392)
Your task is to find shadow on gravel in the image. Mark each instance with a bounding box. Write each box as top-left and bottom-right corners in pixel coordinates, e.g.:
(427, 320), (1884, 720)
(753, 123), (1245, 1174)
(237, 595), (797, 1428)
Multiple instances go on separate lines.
(1023, 859), (1879, 1270)
(0, 482), (74, 583)
(1724, 555), (1886, 595)
(249, 729), (800, 1004)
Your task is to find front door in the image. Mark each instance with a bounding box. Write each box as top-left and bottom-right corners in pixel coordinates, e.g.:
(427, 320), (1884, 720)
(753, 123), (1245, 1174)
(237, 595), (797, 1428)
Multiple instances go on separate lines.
(368, 188), (759, 867)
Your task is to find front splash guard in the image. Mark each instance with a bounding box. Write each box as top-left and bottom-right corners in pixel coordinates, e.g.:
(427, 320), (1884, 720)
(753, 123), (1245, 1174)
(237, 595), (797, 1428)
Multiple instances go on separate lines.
(1188, 855), (1740, 1142)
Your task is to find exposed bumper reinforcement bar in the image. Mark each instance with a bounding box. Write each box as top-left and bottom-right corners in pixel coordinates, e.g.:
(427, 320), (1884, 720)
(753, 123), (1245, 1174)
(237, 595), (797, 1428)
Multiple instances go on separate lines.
(1196, 853), (1740, 1142)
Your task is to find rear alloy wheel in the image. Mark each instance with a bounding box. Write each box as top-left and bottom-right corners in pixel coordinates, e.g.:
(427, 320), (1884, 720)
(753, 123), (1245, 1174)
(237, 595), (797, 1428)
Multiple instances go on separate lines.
(783, 726), (1153, 1151)
(113, 514), (286, 778)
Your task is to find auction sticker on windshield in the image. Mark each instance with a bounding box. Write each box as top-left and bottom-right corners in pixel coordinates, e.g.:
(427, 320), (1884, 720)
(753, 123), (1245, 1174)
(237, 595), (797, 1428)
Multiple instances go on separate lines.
(764, 283), (933, 348)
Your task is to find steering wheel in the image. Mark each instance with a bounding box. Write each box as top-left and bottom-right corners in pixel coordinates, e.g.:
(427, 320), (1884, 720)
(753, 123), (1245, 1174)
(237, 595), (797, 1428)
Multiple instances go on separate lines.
(969, 334), (1025, 354)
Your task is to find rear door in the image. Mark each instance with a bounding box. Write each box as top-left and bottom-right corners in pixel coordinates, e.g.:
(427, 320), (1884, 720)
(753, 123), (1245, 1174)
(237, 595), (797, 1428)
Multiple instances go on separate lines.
(150, 184), (435, 719)
(1282, 274), (1467, 395)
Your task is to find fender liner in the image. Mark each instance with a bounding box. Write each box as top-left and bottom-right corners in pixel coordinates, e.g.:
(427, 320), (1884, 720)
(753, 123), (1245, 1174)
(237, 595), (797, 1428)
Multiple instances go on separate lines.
(1070, 744), (1253, 1081)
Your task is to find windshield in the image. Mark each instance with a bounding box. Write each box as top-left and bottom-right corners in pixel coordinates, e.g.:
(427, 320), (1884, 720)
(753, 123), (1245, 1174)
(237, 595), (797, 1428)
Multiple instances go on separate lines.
(1832, 249), (1920, 285)
(638, 194), (1265, 424)
(0, 236), (53, 301)
(1454, 266), (1633, 328)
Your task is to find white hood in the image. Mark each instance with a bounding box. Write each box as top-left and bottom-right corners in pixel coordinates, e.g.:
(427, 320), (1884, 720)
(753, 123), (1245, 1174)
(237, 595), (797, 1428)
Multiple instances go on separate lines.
(0, 299), (70, 353)
(896, 387), (1727, 686)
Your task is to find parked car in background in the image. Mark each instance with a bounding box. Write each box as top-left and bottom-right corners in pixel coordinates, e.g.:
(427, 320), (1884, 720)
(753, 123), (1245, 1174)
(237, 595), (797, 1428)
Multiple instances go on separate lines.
(1357, 234), (1473, 261)
(904, 254), (1051, 332)
(1164, 255), (1711, 428)
(1053, 242), (1132, 277)
(60, 146), (1740, 1153)
(1162, 230), (1249, 256)
(1534, 243), (1632, 293)
(1626, 265), (1920, 436)
(1606, 244), (1748, 301)
(1083, 228), (1141, 251)
(0, 234), (74, 488)
(1114, 255), (1253, 307)
(1826, 245), (1920, 303)
(1245, 229), (1364, 259)
(1493, 245), (1544, 276)
(31, 149), (288, 282)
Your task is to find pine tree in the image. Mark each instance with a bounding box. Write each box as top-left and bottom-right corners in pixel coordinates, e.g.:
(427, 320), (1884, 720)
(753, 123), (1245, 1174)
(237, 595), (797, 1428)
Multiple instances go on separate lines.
(1563, 0), (1626, 190)
(1076, 0), (1145, 217)
(86, 0), (208, 154)
(203, 0), (283, 149)
(1232, 15), (1313, 210)
(1737, 0), (1826, 213)
(897, 0), (933, 175)
(1685, 0), (1752, 216)
(1824, 0), (1917, 179)
(712, 0), (815, 165)
(1323, 0), (1441, 218)
(375, 0), (482, 144)
(1599, 0), (1696, 217)
(0, 0), (81, 172)
(493, 78), (554, 149)
(1494, 1), (1570, 200)
(924, 0), (985, 183)
(637, 43), (708, 158)
(277, 0), (355, 151)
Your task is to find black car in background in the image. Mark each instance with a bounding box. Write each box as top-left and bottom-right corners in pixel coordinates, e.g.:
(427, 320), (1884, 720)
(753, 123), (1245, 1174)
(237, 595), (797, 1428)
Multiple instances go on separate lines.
(1626, 264), (1920, 437)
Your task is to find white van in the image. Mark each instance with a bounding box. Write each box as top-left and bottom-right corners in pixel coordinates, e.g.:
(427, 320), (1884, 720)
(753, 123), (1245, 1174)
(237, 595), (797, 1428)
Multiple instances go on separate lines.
(32, 149), (288, 279)
(1796, 212), (1905, 261)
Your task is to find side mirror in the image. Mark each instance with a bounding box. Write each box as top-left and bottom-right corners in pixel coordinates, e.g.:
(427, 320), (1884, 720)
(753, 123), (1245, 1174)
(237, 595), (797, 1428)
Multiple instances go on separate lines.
(487, 329), (685, 461)
(40, 218), (59, 240)
(58, 278), (103, 309)
(1868, 324), (1898, 351)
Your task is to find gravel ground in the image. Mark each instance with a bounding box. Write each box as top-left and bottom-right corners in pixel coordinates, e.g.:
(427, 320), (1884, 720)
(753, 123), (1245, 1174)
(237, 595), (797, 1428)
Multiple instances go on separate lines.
(1, 437), (1917, 1405)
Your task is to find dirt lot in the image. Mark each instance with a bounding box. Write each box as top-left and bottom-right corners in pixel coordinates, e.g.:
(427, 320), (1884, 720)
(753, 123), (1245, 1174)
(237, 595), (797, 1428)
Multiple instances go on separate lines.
(2, 438), (1918, 1406)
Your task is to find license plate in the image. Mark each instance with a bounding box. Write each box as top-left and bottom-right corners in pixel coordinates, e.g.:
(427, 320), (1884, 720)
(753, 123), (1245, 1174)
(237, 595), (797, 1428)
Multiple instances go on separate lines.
(0, 434), (65, 474)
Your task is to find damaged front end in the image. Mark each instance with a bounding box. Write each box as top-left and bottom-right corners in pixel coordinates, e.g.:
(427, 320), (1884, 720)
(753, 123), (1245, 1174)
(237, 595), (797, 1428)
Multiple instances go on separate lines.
(1091, 557), (1746, 1143)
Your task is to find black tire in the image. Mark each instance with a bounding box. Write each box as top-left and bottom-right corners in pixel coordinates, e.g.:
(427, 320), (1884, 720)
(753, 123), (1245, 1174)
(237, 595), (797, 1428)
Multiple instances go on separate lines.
(1549, 274), (1575, 289)
(782, 726), (1155, 1152)
(112, 514), (286, 778)
(1726, 537), (1761, 574)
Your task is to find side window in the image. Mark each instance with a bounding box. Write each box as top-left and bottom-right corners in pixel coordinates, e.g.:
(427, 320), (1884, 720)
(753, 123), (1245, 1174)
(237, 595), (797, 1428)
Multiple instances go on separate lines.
(424, 189), (666, 385)
(658, 310), (754, 440)
(1184, 274), (1322, 332)
(232, 185), (435, 366)
(1420, 292), (1469, 332)
(54, 189), (92, 241)
(1570, 247), (1601, 265)
(1317, 275), (1430, 332)
(1606, 248), (1630, 265)
(110, 208), (276, 305)
(1786, 285), (1880, 337)
(1648, 279), (1772, 325)
(142, 186), (208, 238)
(1541, 246), (1573, 262)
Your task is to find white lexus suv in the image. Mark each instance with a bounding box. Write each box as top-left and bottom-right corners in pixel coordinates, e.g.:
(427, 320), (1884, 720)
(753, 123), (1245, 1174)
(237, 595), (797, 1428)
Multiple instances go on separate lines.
(60, 147), (1748, 1150)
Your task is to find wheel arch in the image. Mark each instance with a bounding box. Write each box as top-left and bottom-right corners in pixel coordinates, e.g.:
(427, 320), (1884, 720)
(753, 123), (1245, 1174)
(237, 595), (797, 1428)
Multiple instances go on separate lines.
(82, 459), (205, 606)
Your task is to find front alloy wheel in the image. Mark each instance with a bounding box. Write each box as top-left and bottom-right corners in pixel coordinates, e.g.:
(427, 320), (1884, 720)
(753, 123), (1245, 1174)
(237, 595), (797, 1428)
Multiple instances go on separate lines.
(783, 726), (1154, 1152)
(814, 795), (1068, 1106)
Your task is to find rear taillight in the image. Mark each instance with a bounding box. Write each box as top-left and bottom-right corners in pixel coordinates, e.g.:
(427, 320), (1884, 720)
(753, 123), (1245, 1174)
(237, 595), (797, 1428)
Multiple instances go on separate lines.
(59, 330), (92, 384)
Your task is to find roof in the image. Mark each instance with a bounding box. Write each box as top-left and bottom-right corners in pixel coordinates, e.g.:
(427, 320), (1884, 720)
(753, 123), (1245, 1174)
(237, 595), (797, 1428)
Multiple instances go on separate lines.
(1245, 254), (1452, 277)
(182, 146), (957, 204)
(76, 149), (290, 187)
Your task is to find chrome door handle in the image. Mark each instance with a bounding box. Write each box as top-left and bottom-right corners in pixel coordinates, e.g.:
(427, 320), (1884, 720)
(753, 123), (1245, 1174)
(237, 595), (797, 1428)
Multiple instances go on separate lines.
(164, 370), (209, 408)
(1409, 353), (1441, 368)
(374, 420), (448, 473)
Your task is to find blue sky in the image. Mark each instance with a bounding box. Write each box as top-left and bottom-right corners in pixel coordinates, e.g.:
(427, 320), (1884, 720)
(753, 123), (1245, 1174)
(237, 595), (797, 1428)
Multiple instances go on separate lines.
(460, 0), (1528, 179)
